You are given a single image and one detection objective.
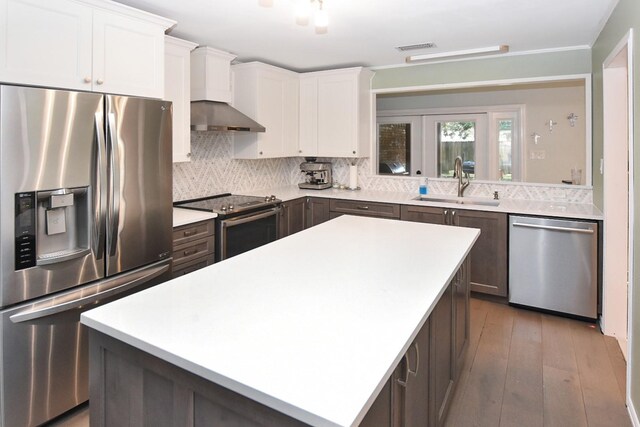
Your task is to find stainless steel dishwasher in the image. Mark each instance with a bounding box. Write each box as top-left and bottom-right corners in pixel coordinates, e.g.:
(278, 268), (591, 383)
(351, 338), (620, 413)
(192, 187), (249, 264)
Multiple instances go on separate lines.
(509, 215), (598, 319)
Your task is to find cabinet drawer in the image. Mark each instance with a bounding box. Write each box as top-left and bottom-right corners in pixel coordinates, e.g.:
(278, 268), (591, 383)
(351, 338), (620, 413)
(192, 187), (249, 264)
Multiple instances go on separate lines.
(172, 254), (215, 278)
(330, 199), (400, 219)
(172, 236), (215, 266)
(172, 220), (215, 246)
(400, 205), (446, 224)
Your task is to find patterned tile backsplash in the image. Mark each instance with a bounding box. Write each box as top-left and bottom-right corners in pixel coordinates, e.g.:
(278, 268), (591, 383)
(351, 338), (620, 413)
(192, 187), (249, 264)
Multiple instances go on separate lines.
(173, 132), (593, 204)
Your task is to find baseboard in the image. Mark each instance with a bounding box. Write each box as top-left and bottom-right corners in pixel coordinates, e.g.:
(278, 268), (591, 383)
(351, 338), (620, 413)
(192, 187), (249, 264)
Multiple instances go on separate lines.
(629, 395), (640, 427)
(618, 337), (628, 361)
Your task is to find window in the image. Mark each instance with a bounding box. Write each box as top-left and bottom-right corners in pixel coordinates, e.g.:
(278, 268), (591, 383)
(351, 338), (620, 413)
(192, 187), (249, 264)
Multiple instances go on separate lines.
(377, 116), (422, 175)
(437, 120), (477, 179)
(376, 107), (521, 181)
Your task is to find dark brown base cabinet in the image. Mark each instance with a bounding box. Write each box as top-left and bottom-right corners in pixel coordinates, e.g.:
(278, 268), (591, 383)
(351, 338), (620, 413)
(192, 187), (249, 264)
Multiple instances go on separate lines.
(279, 197), (307, 238)
(279, 197), (331, 239)
(401, 205), (507, 297)
(305, 197), (331, 228)
(88, 257), (470, 427)
(172, 219), (215, 278)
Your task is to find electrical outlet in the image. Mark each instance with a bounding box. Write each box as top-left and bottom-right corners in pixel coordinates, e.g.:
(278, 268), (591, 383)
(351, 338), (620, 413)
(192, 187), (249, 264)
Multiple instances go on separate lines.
(529, 150), (546, 160)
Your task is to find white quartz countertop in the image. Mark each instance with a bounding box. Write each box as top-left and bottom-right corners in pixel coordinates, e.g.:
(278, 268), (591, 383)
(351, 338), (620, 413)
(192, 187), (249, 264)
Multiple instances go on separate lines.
(241, 185), (603, 220)
(173, 207), (217, 227)
(81, 215), (479, 427)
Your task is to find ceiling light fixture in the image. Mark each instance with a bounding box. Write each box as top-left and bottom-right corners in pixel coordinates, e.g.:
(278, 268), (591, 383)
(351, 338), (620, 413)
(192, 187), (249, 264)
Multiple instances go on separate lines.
(405, 45), (509, 63)
(260, 0), (329, 34)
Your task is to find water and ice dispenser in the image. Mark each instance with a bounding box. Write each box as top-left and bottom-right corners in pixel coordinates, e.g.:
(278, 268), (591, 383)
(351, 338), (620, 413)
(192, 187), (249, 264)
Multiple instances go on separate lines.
(15, 187), (91, 270)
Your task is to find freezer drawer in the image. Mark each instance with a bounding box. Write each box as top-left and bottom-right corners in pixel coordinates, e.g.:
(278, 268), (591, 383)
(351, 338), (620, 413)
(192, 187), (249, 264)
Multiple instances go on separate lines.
(508, 216), (598, 319)
(0, 259), (170, 427)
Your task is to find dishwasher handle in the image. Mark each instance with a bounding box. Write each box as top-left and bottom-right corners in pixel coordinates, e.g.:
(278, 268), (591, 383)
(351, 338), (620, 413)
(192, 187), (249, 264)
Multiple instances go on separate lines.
(511, 221), (594, 234)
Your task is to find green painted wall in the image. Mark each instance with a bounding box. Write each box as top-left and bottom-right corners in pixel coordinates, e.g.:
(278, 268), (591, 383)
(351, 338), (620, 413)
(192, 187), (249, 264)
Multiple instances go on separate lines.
(592, 0), (640, 422)
(372, 49), (591, 89)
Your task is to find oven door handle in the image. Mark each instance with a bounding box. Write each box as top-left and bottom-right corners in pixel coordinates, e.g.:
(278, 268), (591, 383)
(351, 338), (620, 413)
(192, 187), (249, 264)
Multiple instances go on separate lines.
(221, 207), (281, 228)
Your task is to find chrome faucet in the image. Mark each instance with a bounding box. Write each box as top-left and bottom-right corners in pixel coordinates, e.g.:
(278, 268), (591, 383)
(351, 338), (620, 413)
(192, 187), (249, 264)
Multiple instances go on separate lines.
(453, 156), (470, 197)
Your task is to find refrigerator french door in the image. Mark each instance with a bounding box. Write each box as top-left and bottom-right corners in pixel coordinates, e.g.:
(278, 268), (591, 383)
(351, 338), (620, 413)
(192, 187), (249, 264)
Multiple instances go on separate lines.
(0, 85), (173, 427)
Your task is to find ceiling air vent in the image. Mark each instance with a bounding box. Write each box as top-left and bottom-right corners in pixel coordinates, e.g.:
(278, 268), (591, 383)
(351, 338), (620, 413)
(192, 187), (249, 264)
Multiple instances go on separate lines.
(395, 42), (437, 52)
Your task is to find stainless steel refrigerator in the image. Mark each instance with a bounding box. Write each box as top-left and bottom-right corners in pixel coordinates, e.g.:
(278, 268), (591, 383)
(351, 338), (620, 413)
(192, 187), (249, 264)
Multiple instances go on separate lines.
(0, 85), (173, 426)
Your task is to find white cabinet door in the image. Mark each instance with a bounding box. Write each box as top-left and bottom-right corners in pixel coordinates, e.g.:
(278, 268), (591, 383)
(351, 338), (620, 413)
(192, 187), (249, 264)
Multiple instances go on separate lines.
(298, 76), (318, 157)
(298, 68), (373, 158)
(317, 73), (359, 157)
(93, 9), (165, 98)
(233, 63), (299, 159)
(0, 0), (93, 90)
(165, 36), (198, 163)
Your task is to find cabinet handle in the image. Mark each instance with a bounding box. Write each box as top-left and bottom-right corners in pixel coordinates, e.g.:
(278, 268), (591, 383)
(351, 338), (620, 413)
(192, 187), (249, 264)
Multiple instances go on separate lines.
(356, 206), (369, 210)
(299, 150), (302, 153)
(187, 152), (192, 158)
(96, 78), (104, 85)
(352, 150), (356, 154)
(259, 151), (263, 155)
(408, 343), (420, 376)
(83, 77), (91, 83)
(396, 354), (410, 388)
(183, 230), (197, 237)
(183, 248), (198, 256)
(443, 209), (448, 223)
(450, 210), (456, 225)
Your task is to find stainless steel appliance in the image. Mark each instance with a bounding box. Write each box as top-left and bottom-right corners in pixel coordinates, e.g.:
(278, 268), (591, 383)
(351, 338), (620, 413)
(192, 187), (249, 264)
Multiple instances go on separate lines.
(175, 194), (280, 261)
(299, 158), (332, 190)
(0, 85), (173, 426)
(509, 215), (598, 320)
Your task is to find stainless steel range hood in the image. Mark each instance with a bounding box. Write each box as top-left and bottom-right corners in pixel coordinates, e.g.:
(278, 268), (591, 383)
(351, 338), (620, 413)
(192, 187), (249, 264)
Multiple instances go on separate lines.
(190, 101), (265, 132)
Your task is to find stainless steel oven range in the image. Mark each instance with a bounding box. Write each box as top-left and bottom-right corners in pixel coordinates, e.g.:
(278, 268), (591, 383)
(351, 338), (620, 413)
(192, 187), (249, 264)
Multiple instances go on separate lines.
(174, 194), (281, 261)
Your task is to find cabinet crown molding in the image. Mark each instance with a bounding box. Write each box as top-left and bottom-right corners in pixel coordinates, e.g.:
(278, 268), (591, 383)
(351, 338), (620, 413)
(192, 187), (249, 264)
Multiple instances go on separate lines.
(72, 0), (176, 29)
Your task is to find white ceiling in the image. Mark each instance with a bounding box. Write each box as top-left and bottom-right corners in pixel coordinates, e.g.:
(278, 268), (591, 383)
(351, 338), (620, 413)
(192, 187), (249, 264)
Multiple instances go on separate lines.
(115, 0), (618, 72)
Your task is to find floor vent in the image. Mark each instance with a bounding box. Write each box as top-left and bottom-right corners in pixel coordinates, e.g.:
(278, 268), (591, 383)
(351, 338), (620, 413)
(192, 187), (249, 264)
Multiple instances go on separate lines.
(395, 42), (437, 52)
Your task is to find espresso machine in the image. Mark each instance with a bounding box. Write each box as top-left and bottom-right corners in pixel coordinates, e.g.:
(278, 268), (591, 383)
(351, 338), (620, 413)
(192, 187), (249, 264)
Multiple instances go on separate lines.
(299, 158), (332, 190)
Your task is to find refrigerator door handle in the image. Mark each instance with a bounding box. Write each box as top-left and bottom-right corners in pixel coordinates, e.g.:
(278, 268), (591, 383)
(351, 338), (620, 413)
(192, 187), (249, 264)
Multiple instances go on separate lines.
(9, 260), (170, 323)
(94, 111), (107, 259)
(106, 110), (121, 257)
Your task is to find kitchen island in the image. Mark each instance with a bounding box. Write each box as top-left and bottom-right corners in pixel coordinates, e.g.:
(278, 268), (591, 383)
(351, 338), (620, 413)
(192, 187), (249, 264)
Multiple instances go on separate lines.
(81, 215), (479, 427)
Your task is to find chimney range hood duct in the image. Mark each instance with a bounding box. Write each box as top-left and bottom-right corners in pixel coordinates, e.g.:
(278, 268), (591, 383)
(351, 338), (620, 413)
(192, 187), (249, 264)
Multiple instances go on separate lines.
(190, 101), (266, 132)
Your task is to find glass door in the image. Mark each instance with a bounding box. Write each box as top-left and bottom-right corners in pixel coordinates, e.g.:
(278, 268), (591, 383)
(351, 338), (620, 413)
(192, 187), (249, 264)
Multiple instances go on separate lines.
(376, 116), (422, 176)
(424, 114), (487, 180)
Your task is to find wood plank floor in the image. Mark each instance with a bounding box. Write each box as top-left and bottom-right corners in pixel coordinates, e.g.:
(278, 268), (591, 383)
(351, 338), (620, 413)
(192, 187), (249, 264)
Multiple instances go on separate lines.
(445, 297), (632, 427)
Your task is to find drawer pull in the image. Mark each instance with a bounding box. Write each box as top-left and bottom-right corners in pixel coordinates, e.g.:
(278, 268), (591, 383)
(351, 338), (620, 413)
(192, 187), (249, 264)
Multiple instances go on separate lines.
(183, 230), (197, 237)
(356, 206), (369, 210)
(183, 248), (198, 256)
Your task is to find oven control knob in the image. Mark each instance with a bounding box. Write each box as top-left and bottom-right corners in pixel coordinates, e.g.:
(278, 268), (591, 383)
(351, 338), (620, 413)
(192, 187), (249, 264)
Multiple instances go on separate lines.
(270, 195), (276, 201)
(221, 205), (227, 212)
(264, 196), (270, 202)
(228, 204), (234, 210)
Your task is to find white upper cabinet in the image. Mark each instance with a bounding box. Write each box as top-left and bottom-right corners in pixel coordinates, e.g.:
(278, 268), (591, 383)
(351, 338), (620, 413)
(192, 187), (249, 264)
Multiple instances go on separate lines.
(232, 62), (299, 159)
(299, 67), (373, 158)
(191, 47), (236, 103)
(0, 0), (174, 98)
(165, 36), (198, 163)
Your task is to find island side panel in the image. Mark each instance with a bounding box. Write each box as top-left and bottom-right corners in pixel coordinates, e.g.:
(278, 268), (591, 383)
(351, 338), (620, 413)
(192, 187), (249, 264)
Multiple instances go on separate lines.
(88, 331), (309, 427)
(87, 253), (472, 427)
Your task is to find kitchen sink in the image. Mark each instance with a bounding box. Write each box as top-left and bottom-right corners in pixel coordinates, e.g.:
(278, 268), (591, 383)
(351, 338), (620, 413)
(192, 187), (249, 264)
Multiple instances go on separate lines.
(413, 196), (500, 207)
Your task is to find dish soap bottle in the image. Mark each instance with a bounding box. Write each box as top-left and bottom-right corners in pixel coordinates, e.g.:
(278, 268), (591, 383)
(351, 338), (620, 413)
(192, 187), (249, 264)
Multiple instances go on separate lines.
(419, 178), (429, 195)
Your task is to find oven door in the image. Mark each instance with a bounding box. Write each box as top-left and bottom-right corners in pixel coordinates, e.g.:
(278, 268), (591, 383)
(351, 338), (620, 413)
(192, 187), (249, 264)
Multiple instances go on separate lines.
(218, 207), (280, 261)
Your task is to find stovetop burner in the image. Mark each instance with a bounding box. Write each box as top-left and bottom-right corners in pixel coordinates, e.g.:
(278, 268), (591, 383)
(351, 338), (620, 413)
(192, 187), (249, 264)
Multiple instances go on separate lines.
(174, 193), (280, 216)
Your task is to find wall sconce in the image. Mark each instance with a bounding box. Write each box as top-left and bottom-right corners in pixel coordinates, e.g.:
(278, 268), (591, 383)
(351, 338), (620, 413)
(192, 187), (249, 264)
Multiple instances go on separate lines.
(547, 119), (558, 133)
(567, 113), (579, 127)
